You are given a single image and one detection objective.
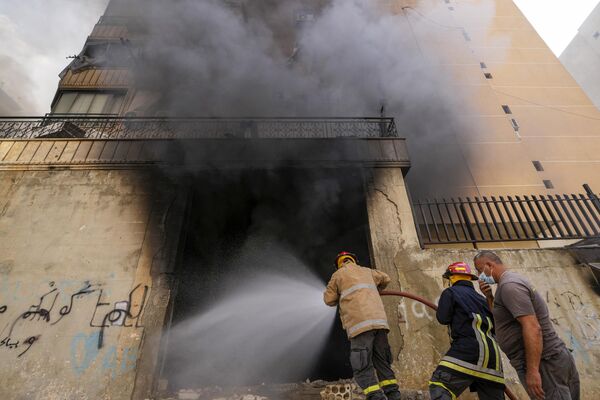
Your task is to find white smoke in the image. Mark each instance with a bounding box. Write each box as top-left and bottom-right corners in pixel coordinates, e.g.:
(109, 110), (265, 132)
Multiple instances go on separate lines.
(164, 243), (337, 387)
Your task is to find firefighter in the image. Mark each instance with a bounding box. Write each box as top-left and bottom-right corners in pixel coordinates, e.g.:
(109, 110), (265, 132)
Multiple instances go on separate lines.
(429, 262), (505, 400)
(324, 251), (401, 400)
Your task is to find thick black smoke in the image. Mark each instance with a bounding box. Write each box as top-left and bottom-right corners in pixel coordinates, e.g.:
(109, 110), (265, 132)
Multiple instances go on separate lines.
(114, 0), (497, 197)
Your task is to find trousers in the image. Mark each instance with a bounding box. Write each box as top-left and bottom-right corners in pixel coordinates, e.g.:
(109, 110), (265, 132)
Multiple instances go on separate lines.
(429, 368), (504, 400)
(349, 329), (400, 400)
(516, 347), (580, 400)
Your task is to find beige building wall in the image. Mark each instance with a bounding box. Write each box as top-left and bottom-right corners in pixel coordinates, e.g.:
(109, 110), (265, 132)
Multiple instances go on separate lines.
(395, 0), (600, 196)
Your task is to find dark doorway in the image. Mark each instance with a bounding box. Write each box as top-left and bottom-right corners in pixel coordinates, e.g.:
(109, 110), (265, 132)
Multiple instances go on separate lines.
(161, 167), (372, 389)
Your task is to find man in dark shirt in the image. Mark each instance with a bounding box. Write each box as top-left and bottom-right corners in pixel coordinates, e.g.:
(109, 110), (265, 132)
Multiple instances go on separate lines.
(429, 262), (505, 400)
(474, 250), (580, 400)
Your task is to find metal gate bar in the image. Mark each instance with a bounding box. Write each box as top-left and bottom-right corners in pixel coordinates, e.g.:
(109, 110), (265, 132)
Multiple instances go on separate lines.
(413, 186), (600, 245)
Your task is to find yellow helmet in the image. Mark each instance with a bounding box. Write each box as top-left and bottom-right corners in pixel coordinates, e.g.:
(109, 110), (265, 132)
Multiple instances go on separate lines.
(334, 251), (358, 268)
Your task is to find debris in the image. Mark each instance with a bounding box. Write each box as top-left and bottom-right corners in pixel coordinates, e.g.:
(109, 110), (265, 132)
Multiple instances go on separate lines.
(166, 381), (430, 400)
(178, 389), (200, 400)
(320, 383), (356, 400)
(240, 395), (267, 400)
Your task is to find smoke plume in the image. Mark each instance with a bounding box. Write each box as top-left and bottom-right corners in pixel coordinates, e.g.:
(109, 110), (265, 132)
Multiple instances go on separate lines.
(125, 0), (498, 197)
(123, 0), (499, 389)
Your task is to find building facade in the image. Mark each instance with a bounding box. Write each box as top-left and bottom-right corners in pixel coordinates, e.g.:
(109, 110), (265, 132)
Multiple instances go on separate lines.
(561, 2), (600, 111)
(0, 1), (599, 399)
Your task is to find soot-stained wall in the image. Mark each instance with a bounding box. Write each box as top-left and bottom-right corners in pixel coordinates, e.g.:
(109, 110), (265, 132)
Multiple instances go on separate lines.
(0, 169), (186, 399)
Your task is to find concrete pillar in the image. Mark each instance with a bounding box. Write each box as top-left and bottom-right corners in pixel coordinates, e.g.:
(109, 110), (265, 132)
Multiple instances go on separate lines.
(129, 185), (189, 400)
(366, 167), (449, 389)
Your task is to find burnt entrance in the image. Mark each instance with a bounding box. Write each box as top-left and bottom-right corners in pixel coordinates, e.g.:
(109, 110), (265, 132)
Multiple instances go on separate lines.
(160, 166), (372, 390)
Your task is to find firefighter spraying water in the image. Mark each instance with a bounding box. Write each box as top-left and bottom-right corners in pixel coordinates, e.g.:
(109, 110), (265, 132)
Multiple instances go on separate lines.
(323, 252), (401, 400)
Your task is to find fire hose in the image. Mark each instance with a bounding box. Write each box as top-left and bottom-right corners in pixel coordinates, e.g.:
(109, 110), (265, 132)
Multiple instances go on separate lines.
(380, 290), (518, 400)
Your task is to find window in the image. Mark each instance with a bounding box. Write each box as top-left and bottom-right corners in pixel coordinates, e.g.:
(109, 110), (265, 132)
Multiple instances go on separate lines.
(484, 72), (493, 79)
(510, 118), (519, 131)
(52, 92), (125, 115)
(296, 10), (315, 23)
(70, 41), (133, 72)
(480, 62), (487, 69)
(502, 105), (512, 114)
(532, 161), (544, 171)
(543, 180), (554, 189)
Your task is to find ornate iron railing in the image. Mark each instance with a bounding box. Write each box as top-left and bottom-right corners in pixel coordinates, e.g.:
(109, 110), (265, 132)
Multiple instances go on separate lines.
(0, 116), (398, 140)
(414, 185), (600, 245)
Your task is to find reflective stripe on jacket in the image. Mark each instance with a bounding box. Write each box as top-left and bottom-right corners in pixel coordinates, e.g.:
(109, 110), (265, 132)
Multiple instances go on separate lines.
(323, 262), (391, 338)
(435, 281), (505, 387)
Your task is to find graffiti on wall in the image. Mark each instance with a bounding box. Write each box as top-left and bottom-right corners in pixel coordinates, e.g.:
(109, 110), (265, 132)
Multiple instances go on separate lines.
(0, 280), (148, 362)
(547, 289), (600, 366)
(557, 290), (600, 343)
(70, 331), (139, 377)
(397, 296), (440, 329)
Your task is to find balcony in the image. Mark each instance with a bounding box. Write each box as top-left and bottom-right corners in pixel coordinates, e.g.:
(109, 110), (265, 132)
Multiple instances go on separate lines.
(0, 116), (399, 140)
(59, 68), (130, 89)
(0, 117), (407, 168)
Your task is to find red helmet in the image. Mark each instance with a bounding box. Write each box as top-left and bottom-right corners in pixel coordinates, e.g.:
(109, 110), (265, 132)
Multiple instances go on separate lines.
(442, 262), (478, 280)
(334, 251), (358, 268)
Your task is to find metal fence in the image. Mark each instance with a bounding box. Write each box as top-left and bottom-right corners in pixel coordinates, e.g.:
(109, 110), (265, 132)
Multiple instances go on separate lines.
(0, 116), (398, 140)
(413, 185), (600, 245)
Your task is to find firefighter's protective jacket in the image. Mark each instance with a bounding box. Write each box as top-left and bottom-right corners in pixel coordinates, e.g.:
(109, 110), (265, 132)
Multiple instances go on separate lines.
(323, 262), (391, 338)
(436, 280), (505, 387)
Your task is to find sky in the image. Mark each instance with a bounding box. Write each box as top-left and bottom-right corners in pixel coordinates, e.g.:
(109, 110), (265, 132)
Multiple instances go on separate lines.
(0, 0), (109, 114)
(0, 0), (598, 115)
(513, 0), (599, 56)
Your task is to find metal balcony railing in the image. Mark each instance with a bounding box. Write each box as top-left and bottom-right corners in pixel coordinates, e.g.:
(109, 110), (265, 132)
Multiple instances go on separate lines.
(414, 185), (600, 245)
(0, 116), (399, 140)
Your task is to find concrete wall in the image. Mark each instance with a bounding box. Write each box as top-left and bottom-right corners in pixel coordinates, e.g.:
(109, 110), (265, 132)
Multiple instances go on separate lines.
(366, 167), (600, 399)
(393, 0), (600, 197)
(0, 169), (185, 400)
(560, 2), (600, 111)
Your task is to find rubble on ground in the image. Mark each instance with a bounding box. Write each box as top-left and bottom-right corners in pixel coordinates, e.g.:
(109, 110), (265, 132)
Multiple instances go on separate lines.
(158, 380), (428, 400)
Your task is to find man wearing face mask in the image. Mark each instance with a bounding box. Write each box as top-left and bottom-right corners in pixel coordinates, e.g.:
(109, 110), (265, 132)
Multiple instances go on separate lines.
(473, 251), (580, 400)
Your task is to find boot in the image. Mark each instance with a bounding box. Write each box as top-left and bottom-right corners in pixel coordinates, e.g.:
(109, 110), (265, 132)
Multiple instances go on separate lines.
(366, 389), (388, 400)
(383, 385), (401, 400)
